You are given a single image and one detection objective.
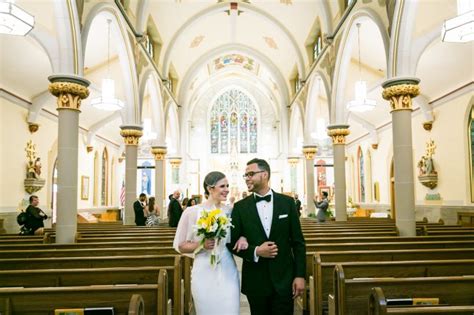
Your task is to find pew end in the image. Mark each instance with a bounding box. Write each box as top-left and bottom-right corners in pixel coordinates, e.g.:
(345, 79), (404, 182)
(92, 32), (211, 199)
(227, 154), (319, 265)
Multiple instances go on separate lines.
(128, 294), (145, 315)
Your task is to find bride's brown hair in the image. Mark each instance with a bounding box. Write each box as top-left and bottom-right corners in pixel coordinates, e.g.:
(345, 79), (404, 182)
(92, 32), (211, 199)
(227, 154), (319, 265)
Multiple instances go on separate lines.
(203, 171), (226, 197)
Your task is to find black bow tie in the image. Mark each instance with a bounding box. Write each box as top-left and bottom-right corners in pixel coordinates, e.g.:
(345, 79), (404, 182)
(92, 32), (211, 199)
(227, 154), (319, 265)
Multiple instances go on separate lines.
(255, 195), (271, 203)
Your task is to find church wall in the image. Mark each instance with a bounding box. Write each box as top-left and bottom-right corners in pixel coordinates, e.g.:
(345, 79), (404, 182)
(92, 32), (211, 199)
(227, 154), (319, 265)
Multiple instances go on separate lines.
(346, 91), (473, 224)
(0, 98), (57, 233)
(0, 98), (123, 233)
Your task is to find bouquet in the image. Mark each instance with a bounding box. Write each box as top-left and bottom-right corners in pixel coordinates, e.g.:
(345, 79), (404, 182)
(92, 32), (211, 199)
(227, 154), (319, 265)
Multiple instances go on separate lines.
(194, 208), (233, 266)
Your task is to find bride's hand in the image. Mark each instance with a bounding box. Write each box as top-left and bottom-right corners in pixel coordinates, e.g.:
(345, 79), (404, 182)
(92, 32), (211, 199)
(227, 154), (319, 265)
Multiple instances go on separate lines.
(203, 238), (216, 250)
(233, 236), (249, 252)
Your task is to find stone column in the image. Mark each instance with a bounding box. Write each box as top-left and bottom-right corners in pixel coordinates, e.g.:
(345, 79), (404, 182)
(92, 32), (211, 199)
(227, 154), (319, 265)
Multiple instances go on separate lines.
(302, 145), (317, 215)
(151, 146), (167, 220)
(48, 74), (90, 243)
(120, 125), (143, 225)
(288, 156), (299, 194)
(382, 77), (420, 236)
(327, 125), (350, 221)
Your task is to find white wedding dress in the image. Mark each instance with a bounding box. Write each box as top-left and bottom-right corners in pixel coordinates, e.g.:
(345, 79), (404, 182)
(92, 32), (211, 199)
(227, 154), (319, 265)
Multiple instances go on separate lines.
(173, 204), (240, 315)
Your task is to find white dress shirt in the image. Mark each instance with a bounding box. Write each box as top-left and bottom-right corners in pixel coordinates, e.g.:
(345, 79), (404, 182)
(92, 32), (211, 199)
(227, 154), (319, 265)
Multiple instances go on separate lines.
(253, 189), (273, 262)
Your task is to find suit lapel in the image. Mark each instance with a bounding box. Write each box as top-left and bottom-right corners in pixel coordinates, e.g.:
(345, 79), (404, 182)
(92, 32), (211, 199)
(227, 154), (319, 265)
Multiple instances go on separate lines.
(248, 195), (269, 240)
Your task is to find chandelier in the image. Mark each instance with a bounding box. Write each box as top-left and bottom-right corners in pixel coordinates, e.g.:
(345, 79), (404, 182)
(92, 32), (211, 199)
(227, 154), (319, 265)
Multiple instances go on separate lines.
(441, 0), (474, 43)
(90, 19), (124, 111)
(347, 23), (376, 113)
(0, 0), (34, 36)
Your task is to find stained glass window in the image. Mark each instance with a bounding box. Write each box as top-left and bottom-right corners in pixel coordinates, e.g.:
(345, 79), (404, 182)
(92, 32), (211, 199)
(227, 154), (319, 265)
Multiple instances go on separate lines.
(101, 148), (108, 206)
(210, 89), (257, 154)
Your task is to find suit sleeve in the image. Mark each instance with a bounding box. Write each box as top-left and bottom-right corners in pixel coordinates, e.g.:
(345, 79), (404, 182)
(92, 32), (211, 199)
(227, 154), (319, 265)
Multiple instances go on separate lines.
(227, 202), (257, 262)
(289, 199), (306, 278)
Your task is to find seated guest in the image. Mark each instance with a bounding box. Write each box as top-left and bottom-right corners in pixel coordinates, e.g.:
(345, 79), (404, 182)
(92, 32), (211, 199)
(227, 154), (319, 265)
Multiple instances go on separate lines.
(24, 195), (48, 235)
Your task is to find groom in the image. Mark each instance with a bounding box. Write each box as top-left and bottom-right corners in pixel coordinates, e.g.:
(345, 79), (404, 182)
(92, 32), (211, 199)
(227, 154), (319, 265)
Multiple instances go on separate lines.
(228, 158), (306, 315)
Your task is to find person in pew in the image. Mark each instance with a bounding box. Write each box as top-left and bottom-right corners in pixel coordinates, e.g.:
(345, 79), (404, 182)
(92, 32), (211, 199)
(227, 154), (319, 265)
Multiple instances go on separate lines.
(187, 197), (197, 208)
(294, 193), (302, 217)
(145, 196), (160, 227)
(314, 191), (329, 223)
(168, 190), (183, 227)
(173, 171), (249, 315)
(22, 195), (48, 235)
(181, 197), (189, 212)
(133, 193), (147, 226)
(228, 158), (306, 315)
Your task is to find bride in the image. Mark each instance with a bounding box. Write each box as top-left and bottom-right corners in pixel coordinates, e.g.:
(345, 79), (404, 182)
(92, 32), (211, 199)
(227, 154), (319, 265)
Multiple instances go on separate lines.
(173, 171), (248, 315)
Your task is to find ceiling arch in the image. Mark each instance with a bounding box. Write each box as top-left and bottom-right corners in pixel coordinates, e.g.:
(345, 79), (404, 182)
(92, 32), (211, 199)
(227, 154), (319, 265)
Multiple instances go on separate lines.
(161, 1), (306, 80)
(178, 43), (289, 107)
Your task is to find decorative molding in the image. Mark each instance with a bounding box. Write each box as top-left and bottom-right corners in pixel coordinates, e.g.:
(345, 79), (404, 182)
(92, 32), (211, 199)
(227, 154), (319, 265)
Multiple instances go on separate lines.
(423, 121), (433, 131)
(120, 125), (143, 146)
(151, 146), (167, 161)
(327, 124), (350, 144)
(169, 157), (182, 168)
(302, 145), (317, 160)
(28, 123), (39, 133)
(382, 77), (420, 112)
(48, 75), (90, 111)
(287, 156), (299, 166)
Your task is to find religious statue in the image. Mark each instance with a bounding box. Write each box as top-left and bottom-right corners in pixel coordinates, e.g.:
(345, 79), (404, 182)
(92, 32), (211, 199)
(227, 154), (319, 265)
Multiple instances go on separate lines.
(417, 140), (438, 189)
(24, 140), (45, 193)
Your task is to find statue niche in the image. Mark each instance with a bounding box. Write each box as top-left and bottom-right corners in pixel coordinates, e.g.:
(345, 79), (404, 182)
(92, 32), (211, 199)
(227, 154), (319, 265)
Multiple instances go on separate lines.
(417, 140), (438, 189)
(24, 140), (45, 194)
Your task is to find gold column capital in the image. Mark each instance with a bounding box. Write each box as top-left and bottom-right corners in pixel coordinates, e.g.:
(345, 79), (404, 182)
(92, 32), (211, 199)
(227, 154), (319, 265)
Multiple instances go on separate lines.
(287, 156), (300, 166)
(151, 146), (167, 160)
(327, 124), (350, 144)
(48, 75), (90, 111)
(120, 125), (143, 146)
(302, 145), (317, 160)
(169, 157), (182, 168)
(382, 77), (420, 112)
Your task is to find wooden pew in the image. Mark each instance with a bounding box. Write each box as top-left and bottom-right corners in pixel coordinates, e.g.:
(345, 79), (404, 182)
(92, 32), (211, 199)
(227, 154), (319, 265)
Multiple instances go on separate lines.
(0, 257), (183, 315)
(308, 248), (474, 315)
(332, 266), (474, 315)
(368, 287), (474, 314)
(313, 259), (474, 315)
(0, 240), (173, 251)
(0, 269), (169, 315)
(0, 254), (178, 270)
(0, 246), (176, 258)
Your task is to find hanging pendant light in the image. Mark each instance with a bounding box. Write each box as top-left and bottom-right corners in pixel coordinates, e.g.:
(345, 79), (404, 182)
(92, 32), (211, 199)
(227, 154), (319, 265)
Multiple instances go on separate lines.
(347, 23), (376, 113)
(0, 0), (34, 36)
(441, 0), (474, 43)
(90, 19), (124, 111)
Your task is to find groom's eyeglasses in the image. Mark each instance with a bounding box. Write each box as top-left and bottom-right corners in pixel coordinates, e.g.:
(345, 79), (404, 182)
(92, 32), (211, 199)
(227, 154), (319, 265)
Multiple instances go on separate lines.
(243, 171), (264, 179)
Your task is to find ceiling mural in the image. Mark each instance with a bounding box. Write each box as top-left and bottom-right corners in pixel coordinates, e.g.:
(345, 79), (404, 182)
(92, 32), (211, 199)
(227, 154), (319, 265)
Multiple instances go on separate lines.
(208, 53), (259, 75)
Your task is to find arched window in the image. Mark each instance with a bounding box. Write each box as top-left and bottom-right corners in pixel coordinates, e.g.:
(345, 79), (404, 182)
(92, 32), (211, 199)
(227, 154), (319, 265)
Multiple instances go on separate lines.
(101, 148), (109, 206)
(93, 151), (99, 206)
(313, 32), (323, 61)
(469, 107), (474, 202)
(210, 89), (258, 154)
(358, 147), (365, 203)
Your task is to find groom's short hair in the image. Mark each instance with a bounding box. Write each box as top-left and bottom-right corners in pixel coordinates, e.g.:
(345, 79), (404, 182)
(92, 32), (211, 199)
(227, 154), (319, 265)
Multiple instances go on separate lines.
(247, 158), (271, 180)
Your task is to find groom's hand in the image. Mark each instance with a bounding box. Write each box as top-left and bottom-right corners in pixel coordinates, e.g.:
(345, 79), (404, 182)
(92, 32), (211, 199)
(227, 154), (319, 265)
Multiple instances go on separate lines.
(292, 277), (305, 299)
(256, 241), (278, 258)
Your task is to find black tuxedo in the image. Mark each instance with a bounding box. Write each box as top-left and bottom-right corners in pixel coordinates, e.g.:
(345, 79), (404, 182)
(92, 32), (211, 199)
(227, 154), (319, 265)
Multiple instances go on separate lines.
(133, 200), (146, 226)
(228, 190), (306, 313)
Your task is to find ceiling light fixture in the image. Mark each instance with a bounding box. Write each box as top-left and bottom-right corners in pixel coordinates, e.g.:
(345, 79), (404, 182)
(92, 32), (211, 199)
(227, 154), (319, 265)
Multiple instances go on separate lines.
(441, 0), (474, 43)
(0, 0), (34, 36)
(347, 23), (376, 113)
(90, 19), (124, 111)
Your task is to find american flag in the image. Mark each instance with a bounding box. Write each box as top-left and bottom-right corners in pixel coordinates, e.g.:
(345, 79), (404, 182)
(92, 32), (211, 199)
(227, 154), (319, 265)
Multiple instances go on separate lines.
(120, 180), (125, 207)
